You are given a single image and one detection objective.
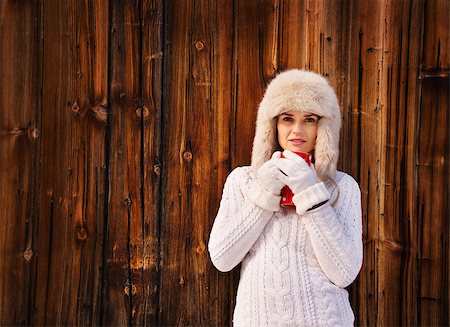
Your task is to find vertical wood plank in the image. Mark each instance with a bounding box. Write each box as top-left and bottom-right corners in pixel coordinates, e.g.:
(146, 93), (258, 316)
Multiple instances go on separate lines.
(345, 1), (385, 325)
(279, 0), (308, 69)
(232, 1), (278, 167)
(316, 0), (350, 97)
(136, 0), (163, 325)
(0, 1), (39, 325)
(158, 0), (193, 323)
(417, 78), (449, 326)
(208, 1), (237, 325)
(33, 1), (107, 325)
(378, 1), (422, 325)
(417, 0), (449, 325)
(402, 2), (423, 325)
(105, 0), (142, 325)
(71, 1), (109, 324)
(159, 0), (239, 324)
(33, 1), (108, 325)
(188, 1), (215, 323)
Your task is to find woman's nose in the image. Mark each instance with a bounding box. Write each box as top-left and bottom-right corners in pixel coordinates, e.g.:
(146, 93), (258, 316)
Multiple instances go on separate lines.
(292, 122), (304, 135)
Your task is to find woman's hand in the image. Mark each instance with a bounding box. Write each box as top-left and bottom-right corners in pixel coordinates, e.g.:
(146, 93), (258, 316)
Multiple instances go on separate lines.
(255, 151), (286, 195)
(273, 150), (319, 194)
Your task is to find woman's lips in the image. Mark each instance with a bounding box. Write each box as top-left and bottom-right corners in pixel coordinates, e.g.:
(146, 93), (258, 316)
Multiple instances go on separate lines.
(289, 139), (306, 145)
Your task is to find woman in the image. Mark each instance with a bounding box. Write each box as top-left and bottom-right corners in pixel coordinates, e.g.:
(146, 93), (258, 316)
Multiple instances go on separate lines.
(208, 70), (363, 326)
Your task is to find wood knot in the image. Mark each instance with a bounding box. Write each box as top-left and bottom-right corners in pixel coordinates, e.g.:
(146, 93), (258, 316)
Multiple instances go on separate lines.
(71, 100), (80, 114)
(196, 242), (206, 255)
(124, 284), (137, 296)
(124, 197), (132, 206)
(23, 249), (33, 261)
(182, 151), (193, 161)
(76, 226), (88, 242)
(195, 41), (204, 51)
(153, 164), (161, 176)
(8, 127), (26, 135)
(28, 127), (39, 140)
(135, 106), (150, 120)
(89, 104), (108, 124)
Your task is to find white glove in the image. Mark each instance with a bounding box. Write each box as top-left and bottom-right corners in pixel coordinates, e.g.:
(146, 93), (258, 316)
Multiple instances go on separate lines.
(255, 151), (286, 195)
(272, 150), (318, 194)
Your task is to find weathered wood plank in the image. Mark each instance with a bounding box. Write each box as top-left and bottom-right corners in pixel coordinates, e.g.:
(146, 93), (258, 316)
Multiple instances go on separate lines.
(417, 1), (449, 325)
(104, 0), (144, 325)
(159, 0), (243, 324)
(417, 78), (449, 326)
(158, 0), (193, 323)
(345, 1), (385, 325)
(232, 1), (276, 167)
(160, 0), (216, 324)
(86, 2), (110, 325)
(207, 1), (237, 325)
(279, 0), (308, 69)
(378, 1), (418, 326)
(135, 0), (163, 325)
(71, 2), (109, 324)
(32, 1), (108, 325)
(402, 2), (423, 325)
(0, 1), (39, 325)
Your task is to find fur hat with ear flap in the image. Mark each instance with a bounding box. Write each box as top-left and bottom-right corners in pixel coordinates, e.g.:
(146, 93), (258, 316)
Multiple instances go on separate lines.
(251, 69), (341, 180)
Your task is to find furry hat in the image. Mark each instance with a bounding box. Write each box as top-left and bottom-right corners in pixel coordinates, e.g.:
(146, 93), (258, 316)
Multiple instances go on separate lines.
(251, 69), (341, 180)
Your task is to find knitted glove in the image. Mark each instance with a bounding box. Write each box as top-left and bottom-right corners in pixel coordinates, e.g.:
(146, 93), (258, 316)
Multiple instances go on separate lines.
(273, 150), (318, 194)
(255, 151), (286, 195)
(274, 150), (330, 215)
(246, 152), (285, 211)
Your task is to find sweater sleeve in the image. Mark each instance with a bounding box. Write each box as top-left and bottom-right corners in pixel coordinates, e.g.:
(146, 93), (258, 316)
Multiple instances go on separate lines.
(301, 174), (363, 288)
(208, 167), (276, 272)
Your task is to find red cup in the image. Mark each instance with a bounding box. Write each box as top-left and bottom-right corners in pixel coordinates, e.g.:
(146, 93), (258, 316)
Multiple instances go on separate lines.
(280, 151), (312, 207)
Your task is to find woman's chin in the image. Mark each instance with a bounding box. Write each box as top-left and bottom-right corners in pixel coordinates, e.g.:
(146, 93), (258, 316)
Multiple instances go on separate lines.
(284, 145), (310, 153)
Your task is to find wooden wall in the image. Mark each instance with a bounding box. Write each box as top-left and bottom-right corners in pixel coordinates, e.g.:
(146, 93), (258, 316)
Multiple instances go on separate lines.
(0, 0), (448, 326)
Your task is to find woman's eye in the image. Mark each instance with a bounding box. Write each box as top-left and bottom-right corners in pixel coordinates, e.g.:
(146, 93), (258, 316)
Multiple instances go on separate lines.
(306, 117), (316, 124)
(282, 117), (293, 122)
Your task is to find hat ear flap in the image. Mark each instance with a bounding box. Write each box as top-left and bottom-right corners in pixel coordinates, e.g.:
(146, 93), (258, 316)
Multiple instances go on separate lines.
(314, 117), (340, 180)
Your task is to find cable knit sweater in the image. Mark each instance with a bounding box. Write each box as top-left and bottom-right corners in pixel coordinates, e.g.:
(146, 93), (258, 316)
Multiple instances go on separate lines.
(208, 166), (363, 327)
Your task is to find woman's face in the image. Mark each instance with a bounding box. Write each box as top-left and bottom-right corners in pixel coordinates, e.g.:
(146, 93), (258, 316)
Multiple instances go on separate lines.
(276, 110), (319, 153)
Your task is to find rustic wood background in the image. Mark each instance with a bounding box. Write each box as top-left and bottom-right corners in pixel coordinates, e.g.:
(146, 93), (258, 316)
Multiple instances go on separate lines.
(0, 0), (448, 326)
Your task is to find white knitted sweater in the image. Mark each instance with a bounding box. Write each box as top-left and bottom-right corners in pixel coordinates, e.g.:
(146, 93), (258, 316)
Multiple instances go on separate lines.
(208, 166), (363, 326)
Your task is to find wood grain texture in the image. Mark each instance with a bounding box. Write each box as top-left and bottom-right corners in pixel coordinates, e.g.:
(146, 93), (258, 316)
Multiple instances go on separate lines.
(346, 0), (385, 325)
(380, 1), (423, 325)
(378, 1), (418, 325)
(416, 1), (449, 324)
(105, 0), (142, 325)
(158, 0), (237, 324)
(207, 1), (238, 325)
(0, 1), (39, 325)
(232, 0), (273, 168)
(0, 0), (448, 326)
(31, 1), (108, 325)
(158, 0), (192, 324)
(137, 0), (164, 325)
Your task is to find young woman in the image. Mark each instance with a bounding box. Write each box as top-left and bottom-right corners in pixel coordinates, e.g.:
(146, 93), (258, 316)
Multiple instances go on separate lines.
(208, 70), (363, 326)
